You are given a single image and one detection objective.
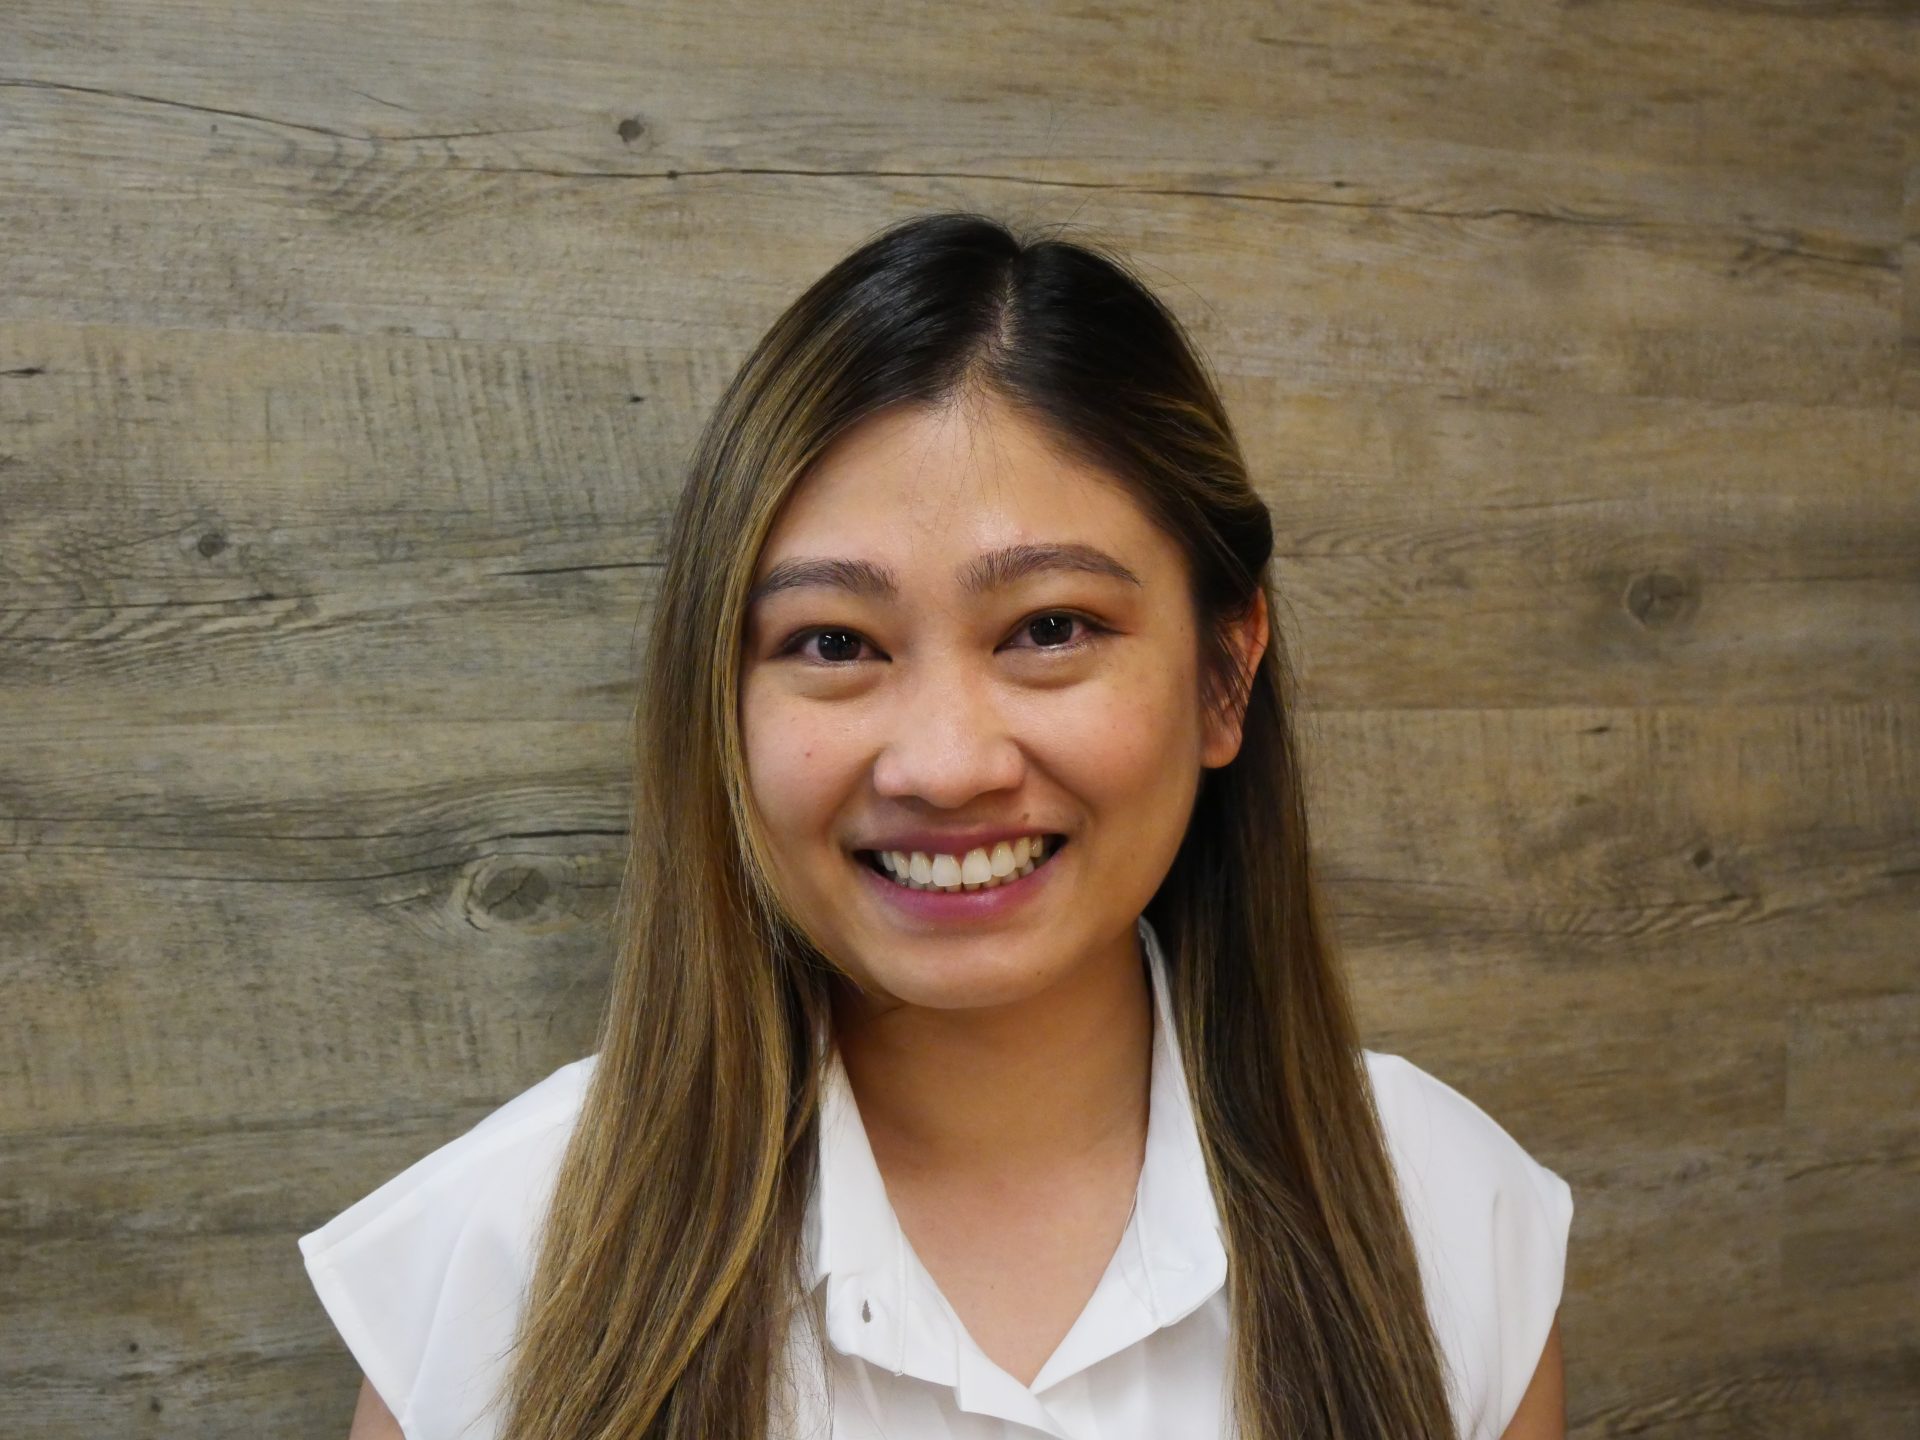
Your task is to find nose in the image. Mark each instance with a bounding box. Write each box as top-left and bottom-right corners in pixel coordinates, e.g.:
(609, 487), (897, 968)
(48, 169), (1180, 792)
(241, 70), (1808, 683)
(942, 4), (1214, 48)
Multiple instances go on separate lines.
(869, 653), (1024, 809)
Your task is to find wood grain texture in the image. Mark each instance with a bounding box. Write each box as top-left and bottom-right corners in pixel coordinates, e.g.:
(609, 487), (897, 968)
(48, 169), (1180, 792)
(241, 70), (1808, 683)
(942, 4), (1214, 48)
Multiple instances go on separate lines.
(1, 1), (1914, 1436)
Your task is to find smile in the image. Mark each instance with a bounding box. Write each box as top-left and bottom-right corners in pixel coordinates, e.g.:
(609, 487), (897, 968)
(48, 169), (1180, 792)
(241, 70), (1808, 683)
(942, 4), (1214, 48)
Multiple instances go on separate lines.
(850, 835), (1069, 920)
(855, 834), (1066, 892)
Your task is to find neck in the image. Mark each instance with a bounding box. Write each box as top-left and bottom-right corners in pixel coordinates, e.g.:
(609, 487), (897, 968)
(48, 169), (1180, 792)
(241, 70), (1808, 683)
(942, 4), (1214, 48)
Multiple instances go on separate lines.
(829, 923), (1154, 1183)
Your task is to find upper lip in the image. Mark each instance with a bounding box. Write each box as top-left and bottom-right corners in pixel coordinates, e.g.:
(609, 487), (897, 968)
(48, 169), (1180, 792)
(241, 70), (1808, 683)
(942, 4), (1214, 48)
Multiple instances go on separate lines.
(851, 827), (1066, 857)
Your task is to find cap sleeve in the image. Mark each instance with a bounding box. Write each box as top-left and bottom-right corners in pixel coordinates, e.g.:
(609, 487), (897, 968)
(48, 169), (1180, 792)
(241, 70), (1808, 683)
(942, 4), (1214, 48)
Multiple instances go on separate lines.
(297, 1057), (595, 1440)
(1363, 1050), (1574, 1440)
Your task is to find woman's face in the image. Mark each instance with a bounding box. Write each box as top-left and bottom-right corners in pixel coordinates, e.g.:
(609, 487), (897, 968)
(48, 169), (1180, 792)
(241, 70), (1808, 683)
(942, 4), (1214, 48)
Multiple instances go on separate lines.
(738, 393), (1264, 1016)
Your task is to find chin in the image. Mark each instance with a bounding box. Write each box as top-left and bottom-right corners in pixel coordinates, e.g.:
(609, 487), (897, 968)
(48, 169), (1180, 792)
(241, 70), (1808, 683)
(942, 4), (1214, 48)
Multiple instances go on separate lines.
(836, 934), (1072, 1013)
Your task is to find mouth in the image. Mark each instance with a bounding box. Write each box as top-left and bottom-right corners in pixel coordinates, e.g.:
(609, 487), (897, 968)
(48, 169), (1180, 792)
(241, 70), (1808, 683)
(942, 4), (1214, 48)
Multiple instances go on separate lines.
(852, 835), (1069, 893)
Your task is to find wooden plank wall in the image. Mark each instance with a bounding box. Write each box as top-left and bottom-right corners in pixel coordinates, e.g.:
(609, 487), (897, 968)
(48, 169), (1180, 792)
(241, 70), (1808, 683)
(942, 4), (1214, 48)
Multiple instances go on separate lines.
(2, 2), (1914, 1436)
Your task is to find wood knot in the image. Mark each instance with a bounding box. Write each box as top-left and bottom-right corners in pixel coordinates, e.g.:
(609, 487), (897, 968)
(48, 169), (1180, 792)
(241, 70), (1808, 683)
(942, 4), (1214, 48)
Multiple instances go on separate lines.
(472, 863), (551, 922)
(1624, 569), (1696, 628)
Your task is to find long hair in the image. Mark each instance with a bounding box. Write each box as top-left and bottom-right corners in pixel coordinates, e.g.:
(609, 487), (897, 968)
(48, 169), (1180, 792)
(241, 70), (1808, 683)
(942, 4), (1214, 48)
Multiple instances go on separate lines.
(496, 211), (1458, 1439)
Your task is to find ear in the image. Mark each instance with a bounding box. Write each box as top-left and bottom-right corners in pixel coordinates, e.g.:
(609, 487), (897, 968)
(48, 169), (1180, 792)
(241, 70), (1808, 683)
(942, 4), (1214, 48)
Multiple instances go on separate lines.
(1200, 587), (1269, 770)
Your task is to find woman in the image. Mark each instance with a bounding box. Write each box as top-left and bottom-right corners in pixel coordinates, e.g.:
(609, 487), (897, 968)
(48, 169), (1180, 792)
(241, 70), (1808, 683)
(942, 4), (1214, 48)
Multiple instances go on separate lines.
(300, 211), (1572, 1440)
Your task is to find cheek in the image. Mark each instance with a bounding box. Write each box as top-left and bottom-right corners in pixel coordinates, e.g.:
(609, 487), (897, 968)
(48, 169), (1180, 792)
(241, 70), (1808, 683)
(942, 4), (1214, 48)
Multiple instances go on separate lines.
(740, 694), (855, 838)
(1031, 670), (1199, 803)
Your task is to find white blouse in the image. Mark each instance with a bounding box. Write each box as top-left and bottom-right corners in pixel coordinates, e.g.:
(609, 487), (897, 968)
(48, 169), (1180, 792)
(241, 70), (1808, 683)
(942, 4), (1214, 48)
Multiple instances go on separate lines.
(299, 915), (1574, 1440)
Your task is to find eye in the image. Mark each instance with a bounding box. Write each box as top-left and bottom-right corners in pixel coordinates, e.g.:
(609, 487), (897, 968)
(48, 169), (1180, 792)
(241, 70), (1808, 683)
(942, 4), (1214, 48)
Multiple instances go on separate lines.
(778, 627), (877, 665)
(1005, 610), (1109, 654)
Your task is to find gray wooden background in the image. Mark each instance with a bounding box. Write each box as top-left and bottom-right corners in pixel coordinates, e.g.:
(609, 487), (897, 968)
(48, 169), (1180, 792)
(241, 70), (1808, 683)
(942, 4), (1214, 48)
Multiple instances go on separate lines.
(2, 2), (1914, 1436)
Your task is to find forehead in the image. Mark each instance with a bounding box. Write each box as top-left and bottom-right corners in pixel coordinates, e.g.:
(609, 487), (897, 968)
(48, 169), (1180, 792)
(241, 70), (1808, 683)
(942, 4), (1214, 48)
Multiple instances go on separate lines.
(754, 397), (1166, 585)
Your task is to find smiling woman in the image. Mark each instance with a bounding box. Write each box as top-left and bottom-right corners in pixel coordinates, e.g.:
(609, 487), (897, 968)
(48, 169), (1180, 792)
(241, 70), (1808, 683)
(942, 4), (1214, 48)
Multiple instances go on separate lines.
(298, 212), (1571, 1440)
(737, 396), (1250, 1024)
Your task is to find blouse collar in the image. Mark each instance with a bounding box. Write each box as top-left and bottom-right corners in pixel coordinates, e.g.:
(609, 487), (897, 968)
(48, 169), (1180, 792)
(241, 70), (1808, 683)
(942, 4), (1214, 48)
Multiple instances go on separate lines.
(801, 914), (1227, 1424)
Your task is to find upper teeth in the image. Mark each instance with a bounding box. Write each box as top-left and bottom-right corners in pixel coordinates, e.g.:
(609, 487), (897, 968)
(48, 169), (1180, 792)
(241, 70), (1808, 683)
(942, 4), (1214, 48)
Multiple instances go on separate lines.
(873, 835), (1052, 891)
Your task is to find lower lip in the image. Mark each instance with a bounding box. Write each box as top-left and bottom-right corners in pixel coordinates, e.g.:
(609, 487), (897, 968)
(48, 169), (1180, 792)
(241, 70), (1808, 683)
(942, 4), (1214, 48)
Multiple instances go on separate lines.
(852, 844), (1066, 923)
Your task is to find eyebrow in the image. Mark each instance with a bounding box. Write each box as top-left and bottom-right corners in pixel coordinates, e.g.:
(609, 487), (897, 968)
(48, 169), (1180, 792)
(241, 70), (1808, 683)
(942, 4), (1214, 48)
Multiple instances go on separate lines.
(746, 542), (1144, 609)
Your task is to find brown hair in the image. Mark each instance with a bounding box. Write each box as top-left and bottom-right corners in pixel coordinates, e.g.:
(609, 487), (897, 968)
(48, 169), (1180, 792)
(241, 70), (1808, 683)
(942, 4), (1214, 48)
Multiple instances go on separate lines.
(496, 211), (1458, 1438)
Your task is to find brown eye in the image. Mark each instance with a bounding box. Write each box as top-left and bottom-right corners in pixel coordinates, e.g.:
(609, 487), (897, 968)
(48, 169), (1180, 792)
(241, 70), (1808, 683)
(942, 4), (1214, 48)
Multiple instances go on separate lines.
(1029, 615), (1076, 647)
(780, 627), (875, 665)
(814, 629), (863, 662)
(1009, 611), (1108, 654)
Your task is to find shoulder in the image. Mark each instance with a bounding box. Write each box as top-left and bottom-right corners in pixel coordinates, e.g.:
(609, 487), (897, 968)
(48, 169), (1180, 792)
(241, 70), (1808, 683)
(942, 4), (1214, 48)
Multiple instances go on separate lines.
(1359, 1048), (1575, 1440)
(297, 1055), (599, 1440)
(301, 1053), (598, 1247)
